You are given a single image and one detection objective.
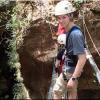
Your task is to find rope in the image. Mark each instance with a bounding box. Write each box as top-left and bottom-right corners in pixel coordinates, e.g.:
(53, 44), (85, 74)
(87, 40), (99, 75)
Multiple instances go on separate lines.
(84, 21), (100, 56)
(82, 10), (100, 57)
(82, 10), (100, 84)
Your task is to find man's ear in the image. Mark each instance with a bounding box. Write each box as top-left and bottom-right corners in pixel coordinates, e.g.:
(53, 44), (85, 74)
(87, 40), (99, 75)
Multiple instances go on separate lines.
(67, 13), (74, 21)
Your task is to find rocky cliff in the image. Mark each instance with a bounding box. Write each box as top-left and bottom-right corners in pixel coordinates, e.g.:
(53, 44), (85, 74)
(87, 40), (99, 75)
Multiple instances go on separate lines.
(17, 1), (100, 99)
(0, 0), (100, 99)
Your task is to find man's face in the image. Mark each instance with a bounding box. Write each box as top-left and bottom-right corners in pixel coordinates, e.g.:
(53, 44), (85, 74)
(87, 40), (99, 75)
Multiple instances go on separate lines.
(57, 14), (70, 28)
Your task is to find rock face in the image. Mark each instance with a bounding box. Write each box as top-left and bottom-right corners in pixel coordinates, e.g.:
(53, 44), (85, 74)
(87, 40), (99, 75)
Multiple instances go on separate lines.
(17, 1), (100, 99)
(18, 20), (57, 99)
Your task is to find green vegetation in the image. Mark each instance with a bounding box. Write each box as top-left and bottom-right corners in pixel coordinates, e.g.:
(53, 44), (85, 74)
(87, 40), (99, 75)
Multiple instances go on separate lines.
(0, 0), (30, 99)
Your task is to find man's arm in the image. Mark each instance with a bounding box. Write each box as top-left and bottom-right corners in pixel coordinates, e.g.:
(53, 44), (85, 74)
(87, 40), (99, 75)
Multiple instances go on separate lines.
(71, 30), (87, 78)
(72, 53), (87, 78)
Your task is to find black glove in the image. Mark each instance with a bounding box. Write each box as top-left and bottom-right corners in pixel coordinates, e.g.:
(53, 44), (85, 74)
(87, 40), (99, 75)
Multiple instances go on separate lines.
(55, 67), (59, 73)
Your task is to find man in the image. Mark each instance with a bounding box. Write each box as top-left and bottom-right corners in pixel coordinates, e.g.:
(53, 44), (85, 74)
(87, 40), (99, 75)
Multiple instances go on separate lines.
(53, 0), (87, 99)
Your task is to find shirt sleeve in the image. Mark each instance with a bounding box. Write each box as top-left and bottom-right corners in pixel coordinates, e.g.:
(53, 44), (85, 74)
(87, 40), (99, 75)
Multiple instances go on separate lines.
(71, 30), (85, 55)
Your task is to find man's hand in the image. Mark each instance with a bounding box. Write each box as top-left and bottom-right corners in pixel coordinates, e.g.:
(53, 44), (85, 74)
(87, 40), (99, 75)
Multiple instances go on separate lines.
(67, 78), (77, 90)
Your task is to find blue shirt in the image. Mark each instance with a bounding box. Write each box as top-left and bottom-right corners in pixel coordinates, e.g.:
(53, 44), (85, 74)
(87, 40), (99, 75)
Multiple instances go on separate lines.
(67, 29), (85, 55)
(57, 28), (85, 73)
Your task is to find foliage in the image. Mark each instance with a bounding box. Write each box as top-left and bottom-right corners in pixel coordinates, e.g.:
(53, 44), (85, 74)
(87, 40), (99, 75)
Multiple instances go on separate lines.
(6, 3), (30, 99)
(73, 0), (92, 10)
(0, 1), (30, 99)
(10, 83), (30, 99)
(0, 0), (9, 6)
(9, 4), (29, 49)
(73, 0), (84, 9)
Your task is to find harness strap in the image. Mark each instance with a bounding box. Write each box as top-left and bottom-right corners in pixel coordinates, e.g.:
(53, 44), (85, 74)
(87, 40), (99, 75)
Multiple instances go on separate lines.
(61, 26), (86, 68)
(65, 25), (86, 51)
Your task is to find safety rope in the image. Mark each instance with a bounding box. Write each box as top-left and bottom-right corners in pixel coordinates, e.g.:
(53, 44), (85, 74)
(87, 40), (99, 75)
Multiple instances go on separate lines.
(82, 10), (100, 84)
(82, 10), (100, 57)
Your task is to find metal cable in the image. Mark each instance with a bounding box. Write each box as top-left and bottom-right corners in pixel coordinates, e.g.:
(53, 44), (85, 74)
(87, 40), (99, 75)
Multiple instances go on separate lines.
(82, 10), (100, 84)
(84, 21), (100, 56)
(82, 10), (100, 57)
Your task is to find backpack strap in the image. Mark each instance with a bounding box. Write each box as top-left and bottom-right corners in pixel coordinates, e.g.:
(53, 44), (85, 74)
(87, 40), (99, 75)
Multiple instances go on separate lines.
(65, 26), (86, 54)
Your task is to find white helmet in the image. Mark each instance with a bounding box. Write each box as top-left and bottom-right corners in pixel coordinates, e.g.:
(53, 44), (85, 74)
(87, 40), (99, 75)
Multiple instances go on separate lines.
(57, 34), (66, 45)
(55, 0), (76, 16)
